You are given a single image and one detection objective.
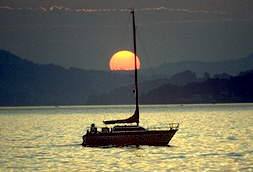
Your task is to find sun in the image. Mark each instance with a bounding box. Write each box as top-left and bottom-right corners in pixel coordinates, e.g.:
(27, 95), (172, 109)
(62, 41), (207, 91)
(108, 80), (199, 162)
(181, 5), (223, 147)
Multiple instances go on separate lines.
(109, 50), (141, 71)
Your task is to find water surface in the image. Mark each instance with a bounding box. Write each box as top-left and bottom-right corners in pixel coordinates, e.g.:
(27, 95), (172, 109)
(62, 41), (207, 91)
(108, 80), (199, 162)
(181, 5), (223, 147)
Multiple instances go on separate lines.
(0, 104), (253, 171)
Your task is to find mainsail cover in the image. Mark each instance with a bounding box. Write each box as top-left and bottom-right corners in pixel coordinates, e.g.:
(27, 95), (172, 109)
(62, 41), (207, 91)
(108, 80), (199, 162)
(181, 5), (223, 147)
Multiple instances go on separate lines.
(103, 108), (139, 125)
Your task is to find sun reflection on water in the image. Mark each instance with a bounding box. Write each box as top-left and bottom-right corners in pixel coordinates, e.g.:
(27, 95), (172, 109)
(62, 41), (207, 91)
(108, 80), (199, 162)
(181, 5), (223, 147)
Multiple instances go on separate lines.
(0, 104), (253, 171)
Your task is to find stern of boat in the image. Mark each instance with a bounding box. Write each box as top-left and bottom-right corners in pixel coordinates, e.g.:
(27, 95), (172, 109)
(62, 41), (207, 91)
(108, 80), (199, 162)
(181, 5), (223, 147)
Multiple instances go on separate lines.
(82, 128), (90, 146)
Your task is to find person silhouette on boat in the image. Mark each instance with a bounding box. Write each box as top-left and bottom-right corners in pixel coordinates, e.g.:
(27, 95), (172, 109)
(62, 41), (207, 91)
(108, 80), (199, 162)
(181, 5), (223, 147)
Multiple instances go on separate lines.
(90, 123), (97, 134)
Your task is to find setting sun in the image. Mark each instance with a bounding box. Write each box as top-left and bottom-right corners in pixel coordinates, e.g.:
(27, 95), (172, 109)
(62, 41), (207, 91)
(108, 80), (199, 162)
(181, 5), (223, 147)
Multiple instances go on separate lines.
(109, 50), (141, 71)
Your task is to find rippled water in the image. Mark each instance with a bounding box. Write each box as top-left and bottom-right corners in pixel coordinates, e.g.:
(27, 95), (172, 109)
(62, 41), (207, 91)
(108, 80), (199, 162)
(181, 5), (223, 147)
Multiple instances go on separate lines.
(0, 104), (253, 171)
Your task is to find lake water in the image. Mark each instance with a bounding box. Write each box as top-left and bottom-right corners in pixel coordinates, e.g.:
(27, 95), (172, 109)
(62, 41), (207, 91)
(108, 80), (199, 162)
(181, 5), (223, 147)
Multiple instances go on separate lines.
(0, 104), (253, 171)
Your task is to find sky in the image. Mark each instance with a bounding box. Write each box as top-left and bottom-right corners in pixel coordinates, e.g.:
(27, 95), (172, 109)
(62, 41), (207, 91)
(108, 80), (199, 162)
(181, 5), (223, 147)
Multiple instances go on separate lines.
(0, 0), (253, 70)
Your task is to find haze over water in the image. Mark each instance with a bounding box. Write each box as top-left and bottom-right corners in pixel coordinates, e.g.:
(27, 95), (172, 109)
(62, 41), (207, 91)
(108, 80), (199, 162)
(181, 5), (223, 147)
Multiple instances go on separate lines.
(0, 104), (253, 171)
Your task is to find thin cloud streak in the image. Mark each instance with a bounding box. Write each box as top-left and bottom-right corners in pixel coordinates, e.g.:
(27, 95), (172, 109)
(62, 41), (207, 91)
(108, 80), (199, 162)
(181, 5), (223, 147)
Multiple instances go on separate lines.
(0, 5), (228, 15)
(2, 5), (252, 25)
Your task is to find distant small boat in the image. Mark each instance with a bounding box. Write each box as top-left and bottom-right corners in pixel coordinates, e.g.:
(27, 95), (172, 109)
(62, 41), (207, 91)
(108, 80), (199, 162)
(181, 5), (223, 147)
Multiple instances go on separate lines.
(82, 9), (179, 147)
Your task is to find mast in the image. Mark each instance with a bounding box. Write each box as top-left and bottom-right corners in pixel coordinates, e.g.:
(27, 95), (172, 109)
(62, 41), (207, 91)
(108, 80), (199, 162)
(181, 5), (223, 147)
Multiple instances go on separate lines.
(131, 9), (139, 126)
(103, 9), (139, 125)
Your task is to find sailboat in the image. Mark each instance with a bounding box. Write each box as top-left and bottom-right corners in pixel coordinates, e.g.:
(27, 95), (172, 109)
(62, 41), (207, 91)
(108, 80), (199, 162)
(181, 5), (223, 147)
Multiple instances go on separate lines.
(82, 9), (179, 147)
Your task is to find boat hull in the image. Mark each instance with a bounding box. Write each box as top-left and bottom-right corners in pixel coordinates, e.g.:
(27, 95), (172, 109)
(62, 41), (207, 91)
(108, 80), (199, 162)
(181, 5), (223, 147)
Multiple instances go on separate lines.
(82, 129), (178, 146)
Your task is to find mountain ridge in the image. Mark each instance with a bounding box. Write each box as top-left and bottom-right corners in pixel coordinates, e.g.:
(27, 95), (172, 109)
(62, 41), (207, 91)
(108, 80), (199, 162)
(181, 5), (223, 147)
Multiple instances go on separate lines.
(144, 53), (253, 78)
(1, 49), (253, 106)
(0, 50), (132, 105)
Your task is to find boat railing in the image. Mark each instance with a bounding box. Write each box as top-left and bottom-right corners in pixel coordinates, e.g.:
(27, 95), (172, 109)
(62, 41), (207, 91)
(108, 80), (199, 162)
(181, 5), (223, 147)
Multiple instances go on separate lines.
(168, 123), (179, 130)
(147, 123), (179, 130)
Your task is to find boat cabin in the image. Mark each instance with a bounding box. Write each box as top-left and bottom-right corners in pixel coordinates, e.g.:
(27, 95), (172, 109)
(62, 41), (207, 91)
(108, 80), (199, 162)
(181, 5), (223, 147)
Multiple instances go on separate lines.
(87, 124), (146, 135)
(112, 125), (146, 132)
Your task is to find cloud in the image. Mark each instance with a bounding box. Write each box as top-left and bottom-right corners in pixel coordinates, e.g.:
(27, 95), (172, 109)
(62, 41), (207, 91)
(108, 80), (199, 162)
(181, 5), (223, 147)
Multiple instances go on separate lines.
(2, 5), (252, 24)
(0, 6), (16, 10)
(0, 6), (31, 11)
(0, 5), (225, 15)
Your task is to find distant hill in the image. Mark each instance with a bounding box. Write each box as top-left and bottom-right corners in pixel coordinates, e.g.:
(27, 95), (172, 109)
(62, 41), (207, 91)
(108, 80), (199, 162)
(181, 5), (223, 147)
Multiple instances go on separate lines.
(1, 49), (253, 106)
(144, 53), (253, 79)
(0, 50), (131, 106)
(86, 78), (169, 105)
(168, 70), (198, 86)
(143, 70), (253, 104)
(88, 70), (253, 105)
